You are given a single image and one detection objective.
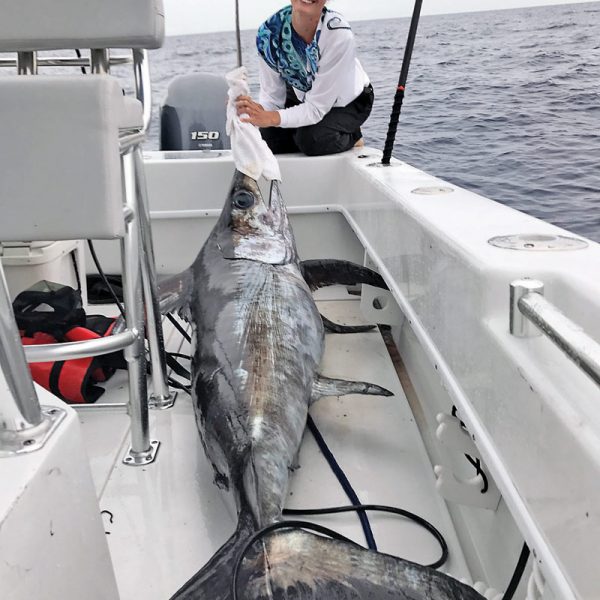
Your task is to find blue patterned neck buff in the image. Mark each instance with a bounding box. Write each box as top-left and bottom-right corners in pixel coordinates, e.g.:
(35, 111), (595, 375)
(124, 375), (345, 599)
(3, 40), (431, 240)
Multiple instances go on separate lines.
(257, 5), (326, 93)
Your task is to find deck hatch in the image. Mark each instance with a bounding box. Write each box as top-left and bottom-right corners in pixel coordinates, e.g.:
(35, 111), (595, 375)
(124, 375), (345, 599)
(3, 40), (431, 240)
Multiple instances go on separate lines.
(488, 233), (588, 251)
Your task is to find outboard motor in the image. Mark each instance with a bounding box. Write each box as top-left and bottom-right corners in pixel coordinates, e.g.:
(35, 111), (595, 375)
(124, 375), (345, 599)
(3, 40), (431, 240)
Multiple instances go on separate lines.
(160, 73), (230, 151)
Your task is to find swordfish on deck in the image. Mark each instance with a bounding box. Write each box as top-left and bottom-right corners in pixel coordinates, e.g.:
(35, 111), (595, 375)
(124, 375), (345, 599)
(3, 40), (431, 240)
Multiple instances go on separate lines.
(159, 170), (484, 600)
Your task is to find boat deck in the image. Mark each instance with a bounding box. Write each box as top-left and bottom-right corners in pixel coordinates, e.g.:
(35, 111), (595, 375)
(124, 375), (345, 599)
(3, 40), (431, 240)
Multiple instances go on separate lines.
(78, 290), (473, 599)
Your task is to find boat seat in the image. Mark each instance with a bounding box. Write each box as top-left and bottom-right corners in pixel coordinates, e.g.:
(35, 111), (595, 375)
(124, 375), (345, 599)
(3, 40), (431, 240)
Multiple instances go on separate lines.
(0, 0), (164, 52)
(0, 76), (132, 243)
(120, 96), (145, 130)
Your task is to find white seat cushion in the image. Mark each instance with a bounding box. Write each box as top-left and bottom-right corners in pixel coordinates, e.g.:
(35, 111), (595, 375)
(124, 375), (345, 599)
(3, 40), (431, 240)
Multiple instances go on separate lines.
(0, 75), (127, 242)
(120, 96), (144, 130)
(0, 0), (164, 51)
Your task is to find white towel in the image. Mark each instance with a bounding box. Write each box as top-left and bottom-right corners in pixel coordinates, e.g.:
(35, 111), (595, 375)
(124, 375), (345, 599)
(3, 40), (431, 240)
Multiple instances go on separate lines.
(226, 67), (281, 182)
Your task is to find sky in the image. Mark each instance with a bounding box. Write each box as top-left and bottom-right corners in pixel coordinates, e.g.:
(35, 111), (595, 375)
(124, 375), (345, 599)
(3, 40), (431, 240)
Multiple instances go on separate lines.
(163, 0), (598, 35)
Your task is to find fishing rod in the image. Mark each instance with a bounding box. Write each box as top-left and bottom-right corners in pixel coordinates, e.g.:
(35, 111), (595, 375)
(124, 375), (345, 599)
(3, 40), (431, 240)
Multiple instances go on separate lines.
(235, 0), (243, 67)
(381, 0), (423, 165)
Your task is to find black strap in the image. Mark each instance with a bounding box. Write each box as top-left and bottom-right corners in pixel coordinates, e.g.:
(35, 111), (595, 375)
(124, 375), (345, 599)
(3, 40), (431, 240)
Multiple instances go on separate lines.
(13, 284), (85, 337)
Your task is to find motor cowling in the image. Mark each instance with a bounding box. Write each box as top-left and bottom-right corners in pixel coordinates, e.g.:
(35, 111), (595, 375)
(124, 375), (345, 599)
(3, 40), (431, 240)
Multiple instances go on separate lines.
(160, 73), (230, 151)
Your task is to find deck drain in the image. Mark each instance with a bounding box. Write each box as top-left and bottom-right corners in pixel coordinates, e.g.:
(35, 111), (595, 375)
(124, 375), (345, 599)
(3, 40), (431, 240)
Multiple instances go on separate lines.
(411, 186), (454, 195)
(488, 234), (588, 251)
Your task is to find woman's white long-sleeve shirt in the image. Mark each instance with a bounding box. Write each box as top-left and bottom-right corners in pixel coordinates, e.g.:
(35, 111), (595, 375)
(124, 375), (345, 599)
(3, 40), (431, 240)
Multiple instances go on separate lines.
(258, 11), (370, 129)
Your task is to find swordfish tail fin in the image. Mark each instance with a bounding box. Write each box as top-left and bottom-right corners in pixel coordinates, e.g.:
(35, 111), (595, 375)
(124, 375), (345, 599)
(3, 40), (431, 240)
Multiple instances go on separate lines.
(169, 516), (253, 600)
(235, 529), (486, 600)
(171, 524), (485, 600)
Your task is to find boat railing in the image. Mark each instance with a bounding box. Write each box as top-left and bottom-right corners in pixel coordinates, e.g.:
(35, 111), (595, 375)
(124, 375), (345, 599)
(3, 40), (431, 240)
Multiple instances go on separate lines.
(0, 54), (131, 69)
(0, 268), (45, 434)
(510, 278), (600, 386)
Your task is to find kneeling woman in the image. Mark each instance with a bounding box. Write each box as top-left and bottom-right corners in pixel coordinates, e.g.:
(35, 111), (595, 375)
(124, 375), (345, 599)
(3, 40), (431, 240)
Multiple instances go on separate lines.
(236, 0), (374, 156)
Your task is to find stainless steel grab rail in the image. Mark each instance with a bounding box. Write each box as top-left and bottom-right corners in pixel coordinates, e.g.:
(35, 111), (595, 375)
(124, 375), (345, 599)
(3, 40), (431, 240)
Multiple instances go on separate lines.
(510, 279), (600, 386)
(0, 56), (131, 68)
(24, 330), (138, 363)
(0, 267), (42, 430)
(133, 49), (152, 135)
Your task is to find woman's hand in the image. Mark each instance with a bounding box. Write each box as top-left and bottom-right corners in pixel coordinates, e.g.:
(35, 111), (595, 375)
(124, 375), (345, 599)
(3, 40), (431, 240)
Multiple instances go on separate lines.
(236, 95), (281, 128)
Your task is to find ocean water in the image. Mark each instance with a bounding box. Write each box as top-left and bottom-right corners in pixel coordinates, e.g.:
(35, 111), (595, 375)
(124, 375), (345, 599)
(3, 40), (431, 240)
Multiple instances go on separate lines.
(143, 2), (600, 240)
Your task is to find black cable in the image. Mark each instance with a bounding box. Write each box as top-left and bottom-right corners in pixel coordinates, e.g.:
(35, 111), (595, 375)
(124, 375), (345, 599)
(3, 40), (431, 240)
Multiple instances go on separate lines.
(452, 406), (489, 494)
(283, 504), (448, 569)
(166, 352), (191, 380)
(167, 313), (191, 343)
(159, 319), (191, 393)
(87, 240), (126, 320)
(502, 543), (530, 600)
(69, 251), (81, 291)
(464, 455), (489, 494)
(166, 377), (191, 394)
(306, 414), (377, 550)
(232, 520), (360, 600)
(74, 49), (87, 75)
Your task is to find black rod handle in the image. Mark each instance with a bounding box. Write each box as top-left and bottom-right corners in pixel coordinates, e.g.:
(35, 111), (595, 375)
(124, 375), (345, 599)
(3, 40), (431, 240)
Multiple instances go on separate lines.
(382, 0), (423, 165)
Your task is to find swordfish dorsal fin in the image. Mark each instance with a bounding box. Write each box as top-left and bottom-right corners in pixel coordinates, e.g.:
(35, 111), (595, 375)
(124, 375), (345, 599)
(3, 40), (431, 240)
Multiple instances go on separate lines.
(301, 259), (388, 292)
(304, 260), (388, 333)
(311, 375), (393, 403)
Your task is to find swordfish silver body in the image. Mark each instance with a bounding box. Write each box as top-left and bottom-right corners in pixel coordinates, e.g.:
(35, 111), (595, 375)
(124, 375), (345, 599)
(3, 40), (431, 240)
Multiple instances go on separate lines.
(188, 182), (322, 527)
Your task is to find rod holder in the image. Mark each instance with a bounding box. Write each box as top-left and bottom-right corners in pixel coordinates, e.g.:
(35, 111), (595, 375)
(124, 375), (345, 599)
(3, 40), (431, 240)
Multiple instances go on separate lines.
(510, 278), (600, 387)
(510, 279), (544, 338)
(17, 51), (37, 75)
(90, 49), (110, 74)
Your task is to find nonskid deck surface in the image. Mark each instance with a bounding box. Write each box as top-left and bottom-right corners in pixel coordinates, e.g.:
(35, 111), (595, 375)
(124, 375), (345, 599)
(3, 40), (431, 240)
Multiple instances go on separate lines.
(78, 292), (472, 600)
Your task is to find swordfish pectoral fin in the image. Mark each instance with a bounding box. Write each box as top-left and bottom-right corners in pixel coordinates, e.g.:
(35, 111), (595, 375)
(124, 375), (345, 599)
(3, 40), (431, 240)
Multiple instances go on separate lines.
(169, 512), (254, 600)
(157, 269), (194, 321)
(300, 259), (388, 292)
(311, 375), (393, 403)
(111, 269), (193, 334)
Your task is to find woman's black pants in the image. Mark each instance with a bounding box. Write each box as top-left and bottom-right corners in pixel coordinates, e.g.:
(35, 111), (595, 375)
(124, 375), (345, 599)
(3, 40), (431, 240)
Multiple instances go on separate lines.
(260, 84), (374, 156)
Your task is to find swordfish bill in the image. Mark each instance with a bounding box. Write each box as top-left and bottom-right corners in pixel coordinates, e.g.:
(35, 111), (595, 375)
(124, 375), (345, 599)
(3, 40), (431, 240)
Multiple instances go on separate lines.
(161, 170), (484, 600)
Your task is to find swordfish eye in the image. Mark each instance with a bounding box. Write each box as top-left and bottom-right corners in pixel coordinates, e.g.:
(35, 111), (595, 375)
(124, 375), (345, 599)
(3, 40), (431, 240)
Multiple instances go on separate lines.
(232, 191), (256, 210)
